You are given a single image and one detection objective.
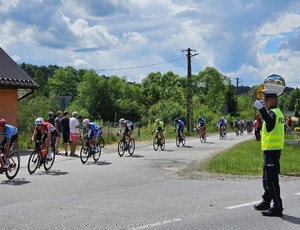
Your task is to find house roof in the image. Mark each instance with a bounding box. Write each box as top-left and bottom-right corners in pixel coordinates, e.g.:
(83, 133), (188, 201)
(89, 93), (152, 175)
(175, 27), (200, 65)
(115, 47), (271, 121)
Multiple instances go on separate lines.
(0, 47), (39, 89)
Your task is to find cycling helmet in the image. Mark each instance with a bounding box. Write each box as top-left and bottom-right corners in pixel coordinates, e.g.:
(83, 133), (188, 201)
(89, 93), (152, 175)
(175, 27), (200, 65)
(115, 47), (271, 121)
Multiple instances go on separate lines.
(35, 117), (44, 125)
(82, 118), (90, 125)
(0, 118), (7, 127)
(175, 118), (179, 122)
(155, 119), (160, 122)
(119, 118), (125, 124)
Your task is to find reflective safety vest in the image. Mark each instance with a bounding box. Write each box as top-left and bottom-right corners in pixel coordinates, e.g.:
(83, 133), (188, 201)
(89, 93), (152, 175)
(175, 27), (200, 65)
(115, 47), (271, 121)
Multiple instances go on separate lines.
(261, 108), (284, 150)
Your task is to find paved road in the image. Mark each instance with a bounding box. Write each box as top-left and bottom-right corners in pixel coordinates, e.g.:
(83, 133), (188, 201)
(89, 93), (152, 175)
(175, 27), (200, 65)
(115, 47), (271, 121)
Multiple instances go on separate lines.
(0, 133), (299, 230)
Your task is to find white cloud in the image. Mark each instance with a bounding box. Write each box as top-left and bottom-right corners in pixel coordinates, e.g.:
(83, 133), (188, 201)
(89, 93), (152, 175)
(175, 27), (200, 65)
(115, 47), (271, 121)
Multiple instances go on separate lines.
(0, 0), (300, 87)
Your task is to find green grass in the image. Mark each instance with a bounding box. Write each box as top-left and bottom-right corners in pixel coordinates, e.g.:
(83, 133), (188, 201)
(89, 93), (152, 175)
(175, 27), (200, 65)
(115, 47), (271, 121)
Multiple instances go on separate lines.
(200, 139), (300, 176)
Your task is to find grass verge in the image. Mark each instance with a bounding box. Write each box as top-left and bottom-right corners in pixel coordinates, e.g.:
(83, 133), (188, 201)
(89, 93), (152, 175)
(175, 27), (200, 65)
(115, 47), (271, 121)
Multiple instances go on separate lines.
(199, 139), (300, 176)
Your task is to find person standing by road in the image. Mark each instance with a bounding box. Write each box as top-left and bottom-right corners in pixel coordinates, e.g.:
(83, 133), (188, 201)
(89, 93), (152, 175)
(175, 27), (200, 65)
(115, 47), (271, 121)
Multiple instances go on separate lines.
(286, 116), (292, 134)
(61, 111), (70, 156)
(69, 111), (81, 157)
(253, 89), (284, 217)
(54, 111), (63, 155)
(254, 113), (262, 141)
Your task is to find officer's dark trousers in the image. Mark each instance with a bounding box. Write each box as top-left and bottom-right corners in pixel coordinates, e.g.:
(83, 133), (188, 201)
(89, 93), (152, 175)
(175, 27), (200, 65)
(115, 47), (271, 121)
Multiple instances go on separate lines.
(262, 150), (283, 209)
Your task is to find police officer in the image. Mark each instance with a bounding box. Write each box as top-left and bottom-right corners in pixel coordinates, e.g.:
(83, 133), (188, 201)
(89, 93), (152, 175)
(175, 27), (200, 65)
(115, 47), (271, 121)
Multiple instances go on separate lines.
(253, 89), (284, 217)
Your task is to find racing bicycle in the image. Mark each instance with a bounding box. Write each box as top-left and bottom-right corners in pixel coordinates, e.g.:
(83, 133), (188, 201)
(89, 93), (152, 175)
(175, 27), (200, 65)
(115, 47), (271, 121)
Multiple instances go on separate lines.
(0, 145), (20, 180)
(117, 132), (135, 157)
(198, 126), (206, 143)
(98, 128), (105, 148)
(80, 136), (101, 164)
(153, 130), (165, 151)
(219, 126), (227, 140)
(176, 133), (186, 147)
(28, 140), (55, 174)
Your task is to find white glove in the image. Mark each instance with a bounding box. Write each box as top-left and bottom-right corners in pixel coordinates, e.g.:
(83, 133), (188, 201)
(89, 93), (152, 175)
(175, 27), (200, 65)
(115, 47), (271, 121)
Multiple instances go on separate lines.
(254, 100), (264, 110)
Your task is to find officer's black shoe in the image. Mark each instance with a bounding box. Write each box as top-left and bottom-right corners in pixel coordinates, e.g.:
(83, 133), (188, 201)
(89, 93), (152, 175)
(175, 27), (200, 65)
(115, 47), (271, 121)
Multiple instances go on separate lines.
(261, 206), (283, 217)
(254, 201), (270, 211)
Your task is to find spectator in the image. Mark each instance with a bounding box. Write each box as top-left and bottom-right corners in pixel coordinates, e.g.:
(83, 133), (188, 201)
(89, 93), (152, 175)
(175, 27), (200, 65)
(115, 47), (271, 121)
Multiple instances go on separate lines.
(254, 113), (262, 141)
(47, 111), (55, 126)
(69, 111), (81, 157)
(61, 111), (70, 156)
(47, 111), (56, 151)
(54, 111), (63, 155)
(286, 116), (292, 134)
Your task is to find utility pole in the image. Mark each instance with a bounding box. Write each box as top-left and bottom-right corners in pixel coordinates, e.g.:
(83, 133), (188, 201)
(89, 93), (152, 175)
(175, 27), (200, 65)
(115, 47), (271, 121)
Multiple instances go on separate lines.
(182, 48), (198, 134)
(234, 77), (243, 101)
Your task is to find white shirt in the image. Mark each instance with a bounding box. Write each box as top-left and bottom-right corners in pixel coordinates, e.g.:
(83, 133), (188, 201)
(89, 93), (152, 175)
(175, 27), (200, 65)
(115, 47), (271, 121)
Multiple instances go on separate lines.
(69, 117), (79, 133)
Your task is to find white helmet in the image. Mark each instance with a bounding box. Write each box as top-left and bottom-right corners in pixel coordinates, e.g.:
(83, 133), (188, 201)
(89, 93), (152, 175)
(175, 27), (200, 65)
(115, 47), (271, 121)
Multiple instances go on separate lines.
(119, 118), (125, 124)
(155, 119), (160, 122)
(35, 117), (44, 125)
(82, 118), (90, 125)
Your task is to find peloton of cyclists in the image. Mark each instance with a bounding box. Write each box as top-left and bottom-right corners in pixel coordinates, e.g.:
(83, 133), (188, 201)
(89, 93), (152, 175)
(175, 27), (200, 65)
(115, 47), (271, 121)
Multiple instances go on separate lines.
(174, 118), (185, 140)
(153, 119), (165, 141)
(0, 119), (18, 168)
(30, 117), (56, 160)
(82, 118), (101, 152)
(118, 118), (133, 140)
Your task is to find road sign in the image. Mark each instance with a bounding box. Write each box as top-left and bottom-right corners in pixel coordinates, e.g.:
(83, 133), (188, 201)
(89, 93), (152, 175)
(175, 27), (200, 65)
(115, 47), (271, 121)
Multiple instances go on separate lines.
(256, 84), (264, 99)
(56, 96), (72, 111)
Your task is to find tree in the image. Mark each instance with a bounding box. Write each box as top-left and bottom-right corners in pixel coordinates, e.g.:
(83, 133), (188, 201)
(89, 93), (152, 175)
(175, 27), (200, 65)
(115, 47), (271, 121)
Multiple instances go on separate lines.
(225, 80), (238, 116)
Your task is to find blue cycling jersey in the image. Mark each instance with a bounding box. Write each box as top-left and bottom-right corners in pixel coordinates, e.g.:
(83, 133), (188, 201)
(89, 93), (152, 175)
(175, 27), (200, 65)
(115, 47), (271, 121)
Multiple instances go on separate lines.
(0, 125), (18, 139)
(174, 120), (184, 131)
(83, 122), (101, 139)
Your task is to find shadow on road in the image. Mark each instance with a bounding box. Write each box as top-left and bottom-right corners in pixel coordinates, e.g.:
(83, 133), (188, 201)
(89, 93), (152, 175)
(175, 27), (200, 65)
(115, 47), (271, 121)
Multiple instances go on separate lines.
(126, 154), (144, 158)
(181, 145), (193, 148)
(31, 170), (69, 176)
(161, 149), (175, 152)
(282, 214), (300, 225)
(86, 161), (112, 166)
(1, 178), (31, 186)
(201, 141), (215, 144)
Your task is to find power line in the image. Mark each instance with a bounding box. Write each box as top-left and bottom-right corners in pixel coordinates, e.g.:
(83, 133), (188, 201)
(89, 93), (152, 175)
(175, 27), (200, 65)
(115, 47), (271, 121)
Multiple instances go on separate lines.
(97, 57), (185, 72)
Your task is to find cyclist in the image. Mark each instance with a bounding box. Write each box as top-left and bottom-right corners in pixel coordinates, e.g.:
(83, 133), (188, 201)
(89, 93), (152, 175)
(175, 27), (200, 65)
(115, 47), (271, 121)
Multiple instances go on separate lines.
(0, 119), (18, 168)
(153, 119), (165, 140)
(30, 117), (56, 160)
(82, 118), (101, 151)
(118, 118), (133, 140)
(234, 119), (240, 135)
(217, 117), (227, 137)
(174, 118), (184, 140)
(196, 117), (206, 137)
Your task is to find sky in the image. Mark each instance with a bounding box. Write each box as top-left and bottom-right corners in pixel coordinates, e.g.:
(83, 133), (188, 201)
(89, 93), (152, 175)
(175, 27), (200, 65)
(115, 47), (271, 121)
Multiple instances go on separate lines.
(1, 0), (300, 87)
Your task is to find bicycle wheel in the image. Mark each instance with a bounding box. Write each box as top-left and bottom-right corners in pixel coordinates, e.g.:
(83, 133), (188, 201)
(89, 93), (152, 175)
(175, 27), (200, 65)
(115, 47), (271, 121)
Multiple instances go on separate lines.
(93, 143), (101, 162)
(80, 143), (89, 164)
(44, 151), (55, 171)
(200, 134), (203, 143)
(176, 136), (180, 147)
(5, 152), (20, 180)
(128, 139), (135, 155)
(99, 136), (105, 148)
(153, 137), (159, 151)
(182, 135), (186, 146)
(28, 150), (41, 174)
(118, 140), (125, 157)
(160, 137), (165, 150)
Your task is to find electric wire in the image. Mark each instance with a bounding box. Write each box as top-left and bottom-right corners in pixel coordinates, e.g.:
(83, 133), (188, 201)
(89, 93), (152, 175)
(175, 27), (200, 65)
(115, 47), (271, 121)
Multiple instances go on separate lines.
(97, 57), (186, 72)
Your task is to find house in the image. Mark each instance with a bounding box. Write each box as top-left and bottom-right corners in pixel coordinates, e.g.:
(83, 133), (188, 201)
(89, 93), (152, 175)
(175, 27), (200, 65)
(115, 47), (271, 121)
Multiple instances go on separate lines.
(0, 47), (39, 128)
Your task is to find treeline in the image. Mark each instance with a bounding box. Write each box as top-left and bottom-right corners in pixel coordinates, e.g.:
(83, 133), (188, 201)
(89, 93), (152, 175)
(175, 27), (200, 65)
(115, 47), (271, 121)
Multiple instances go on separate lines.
(18, 64), (300, 133)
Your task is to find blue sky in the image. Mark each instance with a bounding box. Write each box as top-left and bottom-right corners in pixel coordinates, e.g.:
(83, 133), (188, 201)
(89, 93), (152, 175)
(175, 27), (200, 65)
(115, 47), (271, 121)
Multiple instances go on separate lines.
(1, 0), (300, 87)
